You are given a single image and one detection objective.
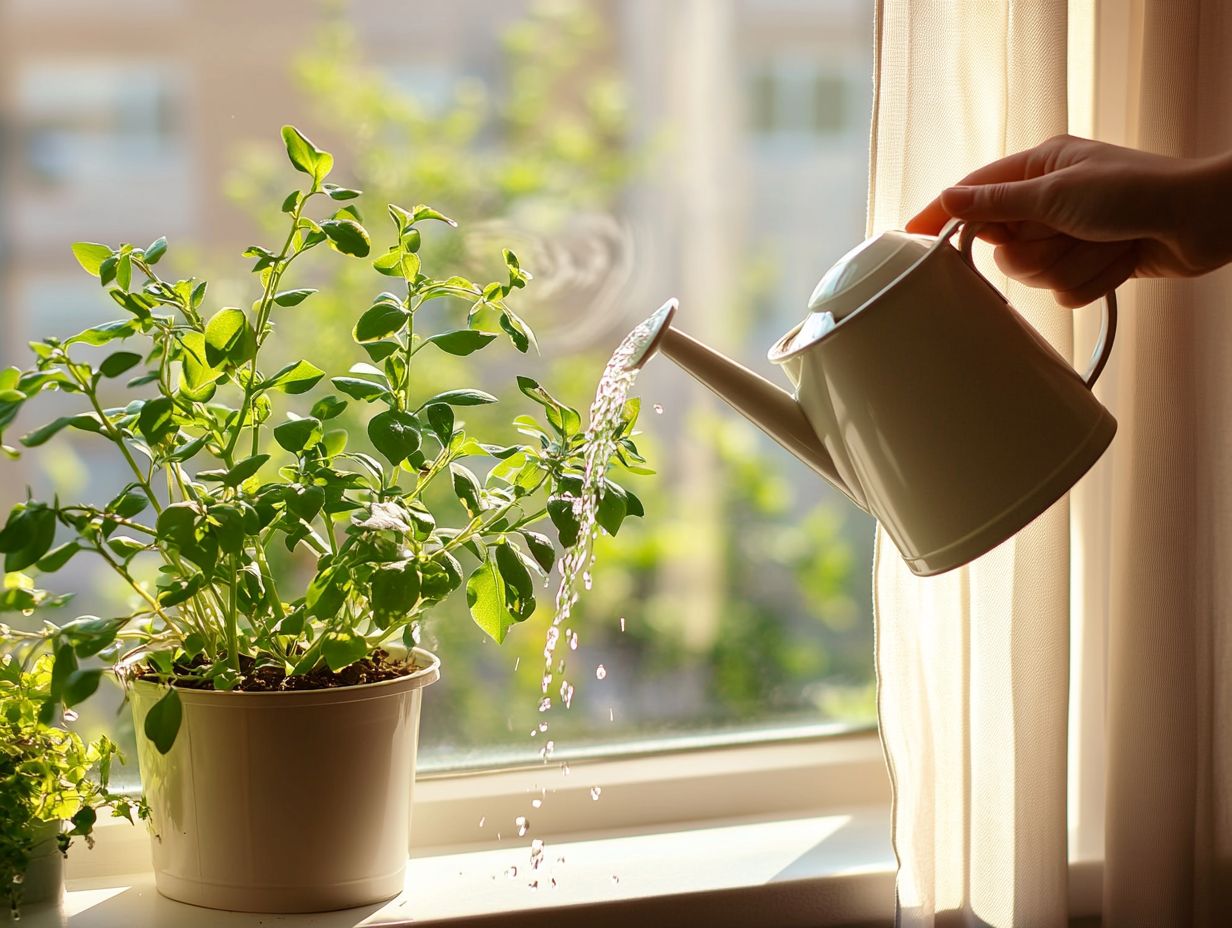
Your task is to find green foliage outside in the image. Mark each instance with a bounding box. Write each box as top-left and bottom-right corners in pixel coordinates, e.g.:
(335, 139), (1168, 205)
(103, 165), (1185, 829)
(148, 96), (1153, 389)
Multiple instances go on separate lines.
(0, 649), (137, 917)
(218, 0), (875, 756)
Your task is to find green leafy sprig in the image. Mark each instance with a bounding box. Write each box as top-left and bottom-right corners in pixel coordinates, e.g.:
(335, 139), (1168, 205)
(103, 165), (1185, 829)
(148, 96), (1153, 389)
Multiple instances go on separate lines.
(0, 126), (647, 754)
(0, 651), (136, 918)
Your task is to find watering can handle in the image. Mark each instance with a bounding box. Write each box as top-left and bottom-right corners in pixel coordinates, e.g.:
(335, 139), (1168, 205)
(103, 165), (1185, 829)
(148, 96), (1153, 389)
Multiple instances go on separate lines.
(938, 218), (1117, 390)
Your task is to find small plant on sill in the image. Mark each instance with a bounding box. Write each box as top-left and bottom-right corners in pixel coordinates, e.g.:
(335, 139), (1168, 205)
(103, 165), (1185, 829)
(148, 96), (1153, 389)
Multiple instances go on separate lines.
(0, 126), (646, 754)
(0, 649), (138, 918)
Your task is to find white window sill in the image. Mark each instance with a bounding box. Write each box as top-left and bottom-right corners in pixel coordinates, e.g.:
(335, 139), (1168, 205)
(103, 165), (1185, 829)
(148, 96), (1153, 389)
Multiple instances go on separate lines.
(25, 806), (896, 928)
(20, 732), (899, 927)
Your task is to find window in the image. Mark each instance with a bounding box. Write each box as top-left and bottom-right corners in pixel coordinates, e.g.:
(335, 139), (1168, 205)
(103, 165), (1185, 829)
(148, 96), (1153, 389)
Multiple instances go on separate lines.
(1, 0), (877, 792)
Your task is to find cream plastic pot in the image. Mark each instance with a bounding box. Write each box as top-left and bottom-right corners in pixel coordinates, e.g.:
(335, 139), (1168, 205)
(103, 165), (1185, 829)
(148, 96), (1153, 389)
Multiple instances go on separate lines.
(130, 648), (440, 913)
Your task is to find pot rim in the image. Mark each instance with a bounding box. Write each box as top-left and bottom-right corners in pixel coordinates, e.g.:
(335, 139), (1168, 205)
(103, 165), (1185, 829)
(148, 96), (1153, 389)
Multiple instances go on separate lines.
(126, 646), (440, 705)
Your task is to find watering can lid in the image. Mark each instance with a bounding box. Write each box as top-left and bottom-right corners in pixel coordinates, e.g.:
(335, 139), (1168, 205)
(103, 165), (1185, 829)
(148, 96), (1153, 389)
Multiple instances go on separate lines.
(806, 229), (932, 321)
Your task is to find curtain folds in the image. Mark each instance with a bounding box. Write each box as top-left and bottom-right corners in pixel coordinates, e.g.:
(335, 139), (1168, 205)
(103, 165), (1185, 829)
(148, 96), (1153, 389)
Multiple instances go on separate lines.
(870, 2), (1232, 926)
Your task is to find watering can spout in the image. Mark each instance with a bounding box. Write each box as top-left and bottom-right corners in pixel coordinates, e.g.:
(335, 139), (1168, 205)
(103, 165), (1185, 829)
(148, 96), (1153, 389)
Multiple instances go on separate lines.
(627, 300), (860, 507)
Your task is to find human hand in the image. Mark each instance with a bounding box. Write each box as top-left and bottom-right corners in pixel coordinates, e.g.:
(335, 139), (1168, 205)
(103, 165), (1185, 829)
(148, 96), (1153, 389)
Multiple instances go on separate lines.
(906, 134), (1232, 307)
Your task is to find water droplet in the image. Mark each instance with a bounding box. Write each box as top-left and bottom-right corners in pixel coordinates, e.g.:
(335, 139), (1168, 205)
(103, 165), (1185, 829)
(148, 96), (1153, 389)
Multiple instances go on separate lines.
(550, 877), (557, 888)
(567, 628), (578, 650)
(611, 874), (620, 884)
(620, 616), (626, 632)
(529, 880), (539, 890)
(532, 798), (542, 808)
(595, 664), (606, 680)
(411, 622), (423, 645)
(539, 740), (555, 760)
(538, 721), (548, 733)
(62, 708), (79, 723)
(506, 866), (518, 878)
(513, 657), (520, 671)
(11, 873), (24, 885)
(590, 786), (602, 800)
(541, 673), (552, 693)
(515, 816), (530, 837)
(478, 816), (486, 828)
(538, 697), (551, 712)
(560, 681), (574, 709)
(653, 404), (663, 414)
(583, 571), (592, 590)
(609, 706), (615, 722)
(557, 856), (567, 864)
(562, 762), (571, 776)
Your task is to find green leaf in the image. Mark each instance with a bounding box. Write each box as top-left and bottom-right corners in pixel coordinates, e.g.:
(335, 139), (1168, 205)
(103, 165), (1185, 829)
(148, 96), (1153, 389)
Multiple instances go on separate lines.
(106, 535), (147, 562)
(424, 403), (454, 445)
(311, 395), (348, 421)
(322, 632), (368, 672)
(597, 481), (629, 536)
(363, 340), (401, 362)
(37, 541), (81, 572)
(204, 308), (254, 367)
(265, 359), (324, 394)
(137, 396), (177, 445)
(63, 668), (103, 707)
(109, 488), (150, 518)
(144, 236), (167, 264)
(281, 125), (333, 184)
(274, 417), (323, 454)
(330, 377), (390, 403)
(179, 331), (223, 390)
(411, 204), (457, 226)
(494, 541), (535, 620)
(273, 288), (317, 307)
(354, 302), (409, 342)
(368, 410), (421, 465)
(548, 497), (581, 548)
(323, 182), (361, 200)
(99, 350), (142, 378)
(143, 687), (182, 755)
(116, 253), (132, 290)
(424, 389), (498, 407)
(466, 559), (517, 644)
(0, 504), (57, 572)
(372, 249), (403, 277)
(20, 413), (103, 448)
(371, 561), (421, 628)
(200, 453), (268, 487)
(500, 308), (538, 353)
(286, 484), (325, 522)
(66, 319), (137, 346)
(320, 219), (370, 257)
(59, 615), (127, 658)
(71, 242), (113, 277)
(451, 464), (483, 514)
(520, 531), (556, 573)
(427, 329), (498, 356)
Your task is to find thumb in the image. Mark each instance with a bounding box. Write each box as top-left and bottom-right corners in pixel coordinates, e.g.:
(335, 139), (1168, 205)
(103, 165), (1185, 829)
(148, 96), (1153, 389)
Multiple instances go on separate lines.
(940, 179), (1052, 224)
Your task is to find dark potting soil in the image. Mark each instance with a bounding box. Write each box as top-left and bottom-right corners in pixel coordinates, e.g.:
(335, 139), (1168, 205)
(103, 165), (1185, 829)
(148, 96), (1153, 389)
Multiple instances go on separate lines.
(135, 648), (418, 692)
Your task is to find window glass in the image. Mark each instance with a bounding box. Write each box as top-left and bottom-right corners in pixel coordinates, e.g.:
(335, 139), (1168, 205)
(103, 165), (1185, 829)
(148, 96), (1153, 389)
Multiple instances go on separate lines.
(0, 0), (876, 783)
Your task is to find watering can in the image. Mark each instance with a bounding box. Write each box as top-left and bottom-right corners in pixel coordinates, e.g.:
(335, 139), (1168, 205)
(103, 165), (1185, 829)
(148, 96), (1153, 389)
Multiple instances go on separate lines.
(629, 218), (1117, 577)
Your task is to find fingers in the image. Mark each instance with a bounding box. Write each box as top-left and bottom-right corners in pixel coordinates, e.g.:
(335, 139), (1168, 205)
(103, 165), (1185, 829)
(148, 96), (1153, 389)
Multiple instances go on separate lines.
(994, 235), (1135, 295)
(1053, 247), (1138, 308)
(906, 147), (1043, 234)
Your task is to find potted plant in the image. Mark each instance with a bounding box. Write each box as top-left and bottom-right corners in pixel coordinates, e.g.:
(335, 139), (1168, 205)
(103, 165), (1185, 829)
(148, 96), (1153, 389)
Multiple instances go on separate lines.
(0, 126), (646, 913)
(0, 639), (135, 919)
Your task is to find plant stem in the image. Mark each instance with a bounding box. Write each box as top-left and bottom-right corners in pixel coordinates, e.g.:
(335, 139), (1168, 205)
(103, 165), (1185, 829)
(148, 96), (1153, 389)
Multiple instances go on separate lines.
(82, 387), (163, 516)
(225, 557), (241, 675)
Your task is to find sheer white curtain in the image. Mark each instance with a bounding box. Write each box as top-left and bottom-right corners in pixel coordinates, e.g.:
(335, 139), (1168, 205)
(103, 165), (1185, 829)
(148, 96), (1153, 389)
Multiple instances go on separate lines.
(870, 2), (1232, 926)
